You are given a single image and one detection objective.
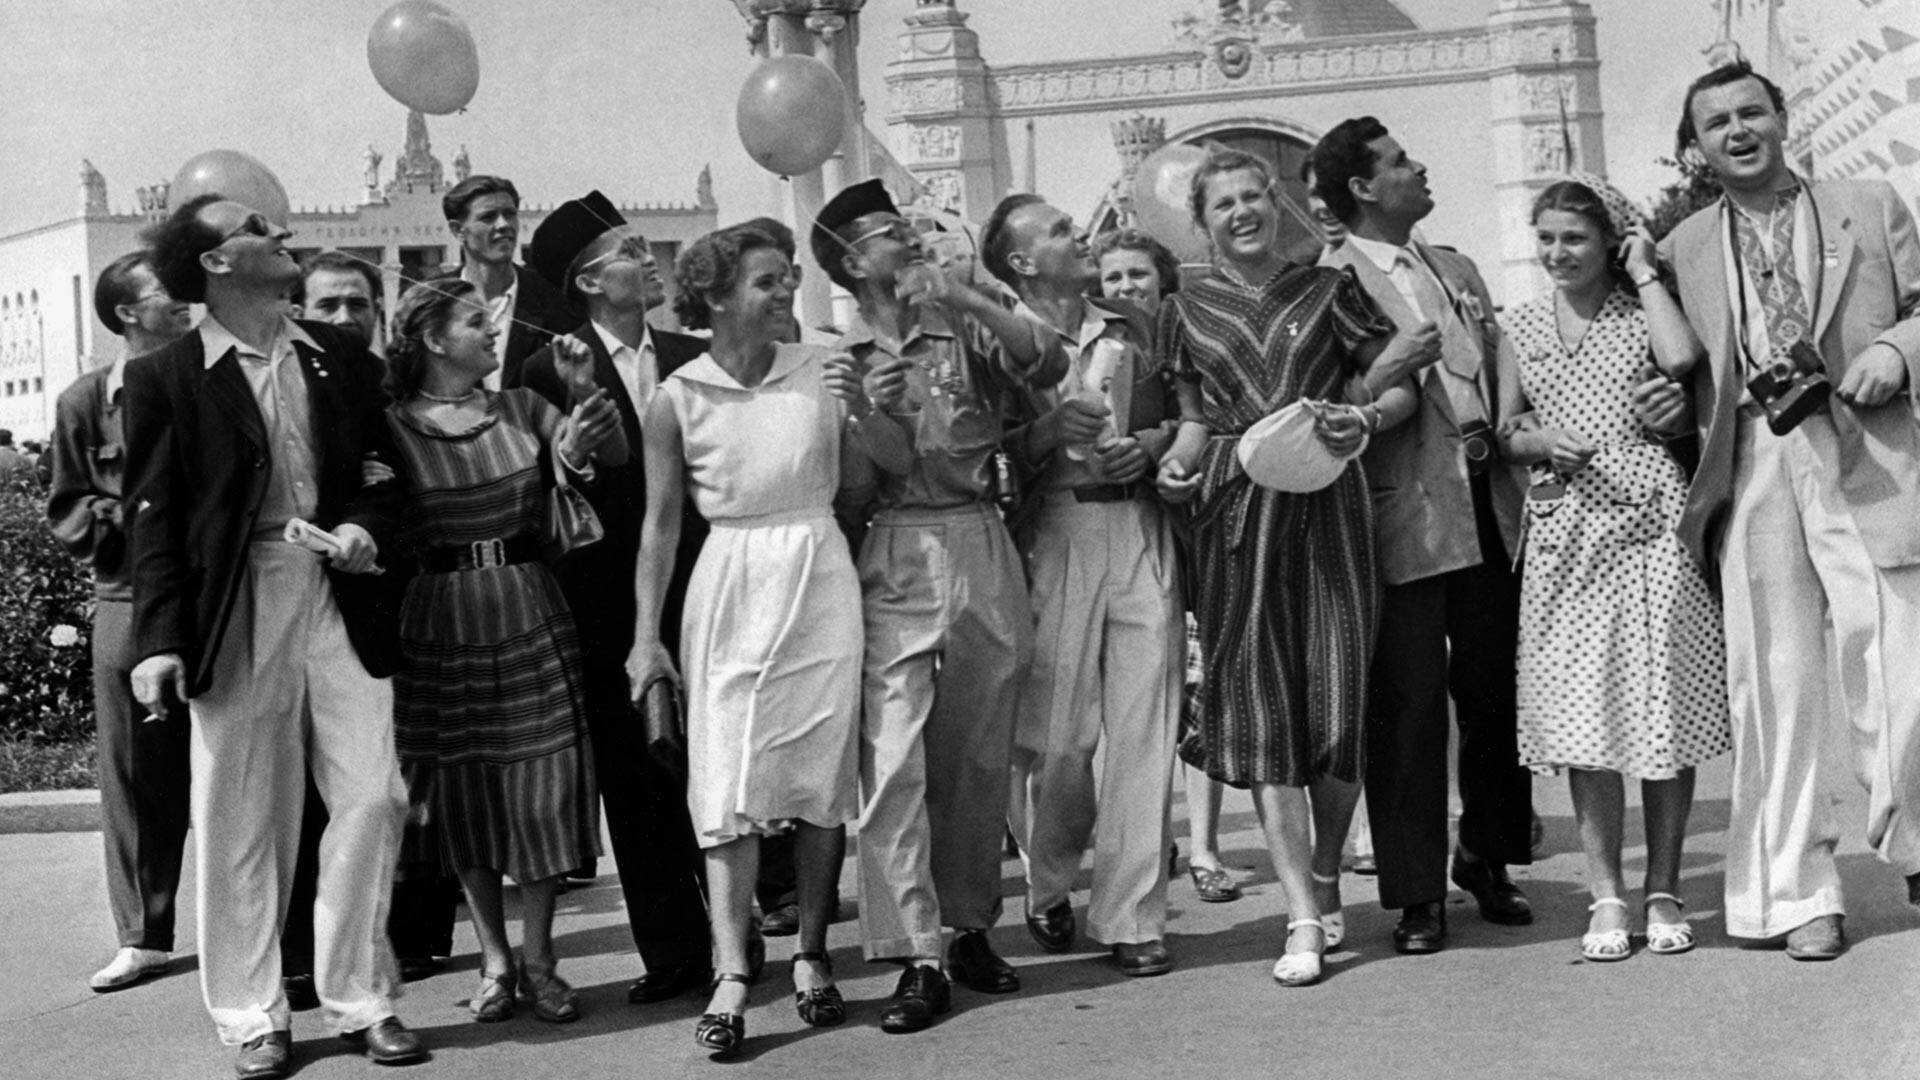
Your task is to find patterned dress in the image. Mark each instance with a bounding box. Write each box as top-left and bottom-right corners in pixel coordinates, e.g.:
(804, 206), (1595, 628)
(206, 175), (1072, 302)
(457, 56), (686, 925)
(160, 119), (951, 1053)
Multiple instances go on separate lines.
(1160, 264), (1394, 787)
(387, 389), (600, 881)
(1506, 290), (1729, 780)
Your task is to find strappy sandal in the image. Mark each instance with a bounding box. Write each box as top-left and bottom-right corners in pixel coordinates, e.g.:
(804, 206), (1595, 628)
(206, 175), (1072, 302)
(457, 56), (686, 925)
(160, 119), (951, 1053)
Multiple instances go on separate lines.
(1188, 864), (1242, 903)
(518, 962), (581, 1023)
(695, 972), (750, 1057)
(1311, 871), (1345, 948)
(1581, 897), (1631, 962)
(1271, 919), (1326, 987)
(790, 951), (845, 1027)
(1643, 892), (1696, 955)
(469, 963), (517, 1022)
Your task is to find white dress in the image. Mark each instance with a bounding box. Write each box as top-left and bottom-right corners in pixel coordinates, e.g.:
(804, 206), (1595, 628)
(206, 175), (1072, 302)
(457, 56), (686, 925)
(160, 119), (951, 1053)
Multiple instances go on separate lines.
(661, 344), (862, 846)
(1507, 289), (1730, 781)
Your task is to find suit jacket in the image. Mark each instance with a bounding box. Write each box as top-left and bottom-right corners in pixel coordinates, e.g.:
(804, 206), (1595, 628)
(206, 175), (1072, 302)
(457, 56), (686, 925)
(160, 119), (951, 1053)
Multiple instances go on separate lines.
(429, 265), (566, 390)
(1320, 240), (1528, 586)
(47, 367), (132, 600)
(521, 320), (710, 666)
(124, 319), (402, 696)
(1660, 179), (1920, 570)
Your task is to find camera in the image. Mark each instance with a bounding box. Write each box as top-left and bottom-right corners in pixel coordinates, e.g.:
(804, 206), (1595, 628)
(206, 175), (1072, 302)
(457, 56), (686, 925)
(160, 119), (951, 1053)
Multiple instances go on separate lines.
(1745, 339), (1832, 436)
(1460, 419), (1498, 476)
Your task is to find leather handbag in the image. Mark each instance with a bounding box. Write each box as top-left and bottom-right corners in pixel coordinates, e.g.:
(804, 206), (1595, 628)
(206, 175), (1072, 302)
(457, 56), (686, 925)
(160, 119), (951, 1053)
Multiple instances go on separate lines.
(542, 480), (604, 560)
(641, 676), (687, 781)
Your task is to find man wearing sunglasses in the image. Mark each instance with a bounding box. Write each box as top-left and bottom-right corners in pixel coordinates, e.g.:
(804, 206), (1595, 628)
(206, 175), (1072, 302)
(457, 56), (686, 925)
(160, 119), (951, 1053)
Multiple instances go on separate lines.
(436, 174), (563, 390)
(815, 179), (1069, 1033)
(518, 191), (721, 1005)
(123, 195), (423, 1078)
(50, 251), (193, 995)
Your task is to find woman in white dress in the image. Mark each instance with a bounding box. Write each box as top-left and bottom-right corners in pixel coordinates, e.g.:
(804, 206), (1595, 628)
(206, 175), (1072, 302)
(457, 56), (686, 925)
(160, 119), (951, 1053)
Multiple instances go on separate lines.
(626, 224), (907, 1056)
(1498, 176), (1730, 962)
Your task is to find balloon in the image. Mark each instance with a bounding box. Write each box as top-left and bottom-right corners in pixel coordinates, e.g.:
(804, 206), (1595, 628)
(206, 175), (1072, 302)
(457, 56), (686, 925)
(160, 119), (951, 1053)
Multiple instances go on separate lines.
(1130, 142), (1212, 263)
(736, 56), (848, 178)
(367, 0), (480, 115)
(170, 150), (292, 226)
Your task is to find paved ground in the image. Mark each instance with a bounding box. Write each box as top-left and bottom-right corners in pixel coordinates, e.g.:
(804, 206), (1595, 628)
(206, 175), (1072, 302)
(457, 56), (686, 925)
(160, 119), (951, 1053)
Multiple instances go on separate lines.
(5, 742), (1919, 1080)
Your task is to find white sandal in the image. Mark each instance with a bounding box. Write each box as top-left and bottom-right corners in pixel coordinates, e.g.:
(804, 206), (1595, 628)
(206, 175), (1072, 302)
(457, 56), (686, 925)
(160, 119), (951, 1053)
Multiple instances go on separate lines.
(1310, 872), (1345, 949)
(1643, 892), (1695, 955)
(1581, 897), (1631, 962)
(1271, 919), (1326, 987)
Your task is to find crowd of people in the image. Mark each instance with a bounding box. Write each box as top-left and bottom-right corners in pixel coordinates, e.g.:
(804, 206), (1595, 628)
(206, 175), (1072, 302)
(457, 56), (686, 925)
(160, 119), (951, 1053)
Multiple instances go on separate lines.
(44, 59), (1920, 1077)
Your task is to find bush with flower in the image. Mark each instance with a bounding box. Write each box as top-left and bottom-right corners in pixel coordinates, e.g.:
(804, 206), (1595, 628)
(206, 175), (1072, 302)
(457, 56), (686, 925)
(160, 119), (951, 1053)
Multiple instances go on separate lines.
(0, 474), (95, 755)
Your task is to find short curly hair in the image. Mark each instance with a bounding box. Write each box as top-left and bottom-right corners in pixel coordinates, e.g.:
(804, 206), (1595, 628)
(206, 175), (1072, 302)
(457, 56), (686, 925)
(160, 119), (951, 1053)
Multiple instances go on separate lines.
(142, 193), (226, 304)
(385, 279), (478, 400)
(1092, 229), (1182, 299)
(672, 225), (783, 331)
(1186, 143), (1276, 229)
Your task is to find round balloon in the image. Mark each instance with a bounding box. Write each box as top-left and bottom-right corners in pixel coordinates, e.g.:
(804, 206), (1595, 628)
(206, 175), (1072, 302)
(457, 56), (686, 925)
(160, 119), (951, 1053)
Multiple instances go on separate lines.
(736, 55), (848, 177)
(1130, 142), (1211, 263)
(368, 0), (480, 115)
(170, 150), (292, 226)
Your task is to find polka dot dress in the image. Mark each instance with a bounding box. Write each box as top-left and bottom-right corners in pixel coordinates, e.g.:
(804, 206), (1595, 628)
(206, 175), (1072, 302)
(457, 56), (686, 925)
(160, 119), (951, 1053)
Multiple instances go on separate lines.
(1505, 289), (1730, 781)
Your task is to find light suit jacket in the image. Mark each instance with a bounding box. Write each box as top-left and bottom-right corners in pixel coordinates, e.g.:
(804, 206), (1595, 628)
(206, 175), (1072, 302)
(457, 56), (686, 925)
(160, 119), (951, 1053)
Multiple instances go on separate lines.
(1320, 240), (1528, 586)
(1659, 179), (1920, 570)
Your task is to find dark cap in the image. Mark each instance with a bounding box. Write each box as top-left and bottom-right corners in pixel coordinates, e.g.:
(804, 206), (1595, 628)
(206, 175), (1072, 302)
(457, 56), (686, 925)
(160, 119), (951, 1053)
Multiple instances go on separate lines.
(529, 190), (626, 289)
(809, 178), (900, 283)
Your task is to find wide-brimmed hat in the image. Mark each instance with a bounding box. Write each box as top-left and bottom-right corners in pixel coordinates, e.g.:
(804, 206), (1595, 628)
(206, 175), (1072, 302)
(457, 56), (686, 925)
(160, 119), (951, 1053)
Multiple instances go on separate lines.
(529, 190), (625, 289)
(1236, 401), (1367, 493)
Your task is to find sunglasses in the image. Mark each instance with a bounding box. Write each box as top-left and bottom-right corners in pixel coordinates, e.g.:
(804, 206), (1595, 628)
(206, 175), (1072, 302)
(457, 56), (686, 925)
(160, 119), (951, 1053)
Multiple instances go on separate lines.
(219, 213), (286, 243)
(846, 218), (918, 248)
(581, 232), (655, 272)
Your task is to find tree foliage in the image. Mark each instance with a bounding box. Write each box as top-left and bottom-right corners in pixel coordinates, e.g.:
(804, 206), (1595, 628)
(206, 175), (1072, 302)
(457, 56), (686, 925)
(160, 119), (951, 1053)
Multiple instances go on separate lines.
(0, 475), (95, 747)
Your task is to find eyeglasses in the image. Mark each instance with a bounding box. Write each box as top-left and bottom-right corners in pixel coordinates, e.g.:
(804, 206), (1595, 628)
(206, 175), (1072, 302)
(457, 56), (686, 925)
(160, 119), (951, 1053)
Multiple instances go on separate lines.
(581, 232), (655, 272)
(218, 213), (288, 243)
(846, 218), (918, 248)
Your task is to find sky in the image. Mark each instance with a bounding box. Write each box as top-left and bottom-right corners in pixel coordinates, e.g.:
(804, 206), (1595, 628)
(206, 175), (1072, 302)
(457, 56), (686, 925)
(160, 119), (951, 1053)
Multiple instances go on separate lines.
(0, 0), (1733, 240)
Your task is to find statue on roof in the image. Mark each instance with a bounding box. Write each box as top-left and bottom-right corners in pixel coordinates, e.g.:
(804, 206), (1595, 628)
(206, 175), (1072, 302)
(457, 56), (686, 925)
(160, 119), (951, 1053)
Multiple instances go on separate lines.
(80, 159), (108, 216)
(454, 144), (472, 182)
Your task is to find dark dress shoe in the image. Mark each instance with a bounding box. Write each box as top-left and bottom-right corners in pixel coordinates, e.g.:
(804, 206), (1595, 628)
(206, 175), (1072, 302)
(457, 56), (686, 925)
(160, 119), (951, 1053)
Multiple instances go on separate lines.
(1025, 900), (1075, 953)
(397, 955), (444, 983)
(1785, 914), (1846, 961)
(340, 1017), (428, 1066)
(947, 930), (1020, 994)
(1393, 902), (1447, 954)
(879, 964), (951, 1034)
(1450, 848), (1533, 925)
(282, 973), (319, 1012)
(1906, 871), (1920, 909)
(1113, 940), (1173, 977)
(234, 1031), (291, 1080)
(628, 963), (713, 1004)
(1350, 853), (1378, 876)
(760, 902), (800, 937)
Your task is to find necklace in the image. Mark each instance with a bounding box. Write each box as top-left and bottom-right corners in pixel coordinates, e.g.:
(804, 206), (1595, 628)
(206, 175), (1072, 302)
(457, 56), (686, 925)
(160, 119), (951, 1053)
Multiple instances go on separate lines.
(417, 386), (479, 404)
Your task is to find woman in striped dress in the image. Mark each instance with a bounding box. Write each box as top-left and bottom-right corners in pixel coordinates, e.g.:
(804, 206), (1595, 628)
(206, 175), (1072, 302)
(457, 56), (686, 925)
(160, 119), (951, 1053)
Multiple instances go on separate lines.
(383, 279), (625, 1024)
(1152, 145), (1413, 986)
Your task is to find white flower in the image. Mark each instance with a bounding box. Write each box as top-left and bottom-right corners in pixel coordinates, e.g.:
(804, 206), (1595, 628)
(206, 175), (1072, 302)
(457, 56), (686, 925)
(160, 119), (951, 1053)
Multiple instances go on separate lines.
(48, 624), (80, 648)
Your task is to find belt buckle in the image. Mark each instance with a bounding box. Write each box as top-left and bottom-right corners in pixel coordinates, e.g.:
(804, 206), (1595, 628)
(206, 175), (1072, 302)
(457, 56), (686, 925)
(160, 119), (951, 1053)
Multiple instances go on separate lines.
(470, 538), (506, 570)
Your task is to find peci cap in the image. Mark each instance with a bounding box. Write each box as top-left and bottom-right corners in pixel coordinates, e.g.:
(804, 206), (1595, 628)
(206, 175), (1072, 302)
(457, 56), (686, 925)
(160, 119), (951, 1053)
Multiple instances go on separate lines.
(809, 178), (900, 283)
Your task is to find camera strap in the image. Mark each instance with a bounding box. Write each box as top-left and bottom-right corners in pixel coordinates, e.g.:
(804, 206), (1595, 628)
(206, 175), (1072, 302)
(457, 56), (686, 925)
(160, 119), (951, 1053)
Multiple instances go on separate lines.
(1724, 184), (1826, 376)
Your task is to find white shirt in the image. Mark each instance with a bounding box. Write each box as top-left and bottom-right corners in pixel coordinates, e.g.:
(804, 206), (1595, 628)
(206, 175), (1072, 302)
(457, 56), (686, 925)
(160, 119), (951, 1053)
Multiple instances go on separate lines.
(462, 264), (519, 391)
(1346, 233), (1440, 321)
(592, 319), (657, 416)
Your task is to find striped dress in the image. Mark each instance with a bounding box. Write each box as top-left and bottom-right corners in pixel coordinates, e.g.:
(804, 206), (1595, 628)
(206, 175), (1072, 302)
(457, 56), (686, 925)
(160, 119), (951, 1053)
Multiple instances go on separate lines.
(387, 389), (600, 881)
(1159, 264), (1393, 787)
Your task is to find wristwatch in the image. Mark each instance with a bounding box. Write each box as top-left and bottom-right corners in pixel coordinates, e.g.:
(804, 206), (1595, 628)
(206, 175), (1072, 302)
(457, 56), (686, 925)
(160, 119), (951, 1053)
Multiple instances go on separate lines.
(1630, 269), (1660, 289)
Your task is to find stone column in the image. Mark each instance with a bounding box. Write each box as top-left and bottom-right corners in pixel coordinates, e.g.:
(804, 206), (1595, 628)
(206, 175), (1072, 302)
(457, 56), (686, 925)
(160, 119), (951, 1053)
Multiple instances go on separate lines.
(886, 0), (1005, 221)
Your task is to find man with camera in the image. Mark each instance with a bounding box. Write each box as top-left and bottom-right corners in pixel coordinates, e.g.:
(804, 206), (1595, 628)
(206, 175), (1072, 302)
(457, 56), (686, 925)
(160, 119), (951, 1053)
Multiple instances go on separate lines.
(1637, 61), (1920, 960)
(1312, 117), (1535, 955)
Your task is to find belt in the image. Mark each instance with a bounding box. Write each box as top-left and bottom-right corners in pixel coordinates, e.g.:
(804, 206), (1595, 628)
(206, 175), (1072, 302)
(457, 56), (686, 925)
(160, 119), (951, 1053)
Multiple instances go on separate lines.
(416, 535), (543, 574)
(1072, 483), (1138, 503)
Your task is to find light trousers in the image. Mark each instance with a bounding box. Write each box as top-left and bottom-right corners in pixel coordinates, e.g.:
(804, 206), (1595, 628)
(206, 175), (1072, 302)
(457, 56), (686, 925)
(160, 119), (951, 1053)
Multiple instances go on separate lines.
(1721, 411), (1920, 938)
(1012, 493), (1180, 945)
(188, 544), (407, 1044)
(855, 504), (1031, 961)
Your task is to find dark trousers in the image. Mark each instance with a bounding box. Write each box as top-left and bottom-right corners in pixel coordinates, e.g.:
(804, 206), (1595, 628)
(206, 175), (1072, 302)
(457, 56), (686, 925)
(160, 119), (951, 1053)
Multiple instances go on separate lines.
(283, 785), (459, 975)
(580, 662), (712, 970)
(1365, 475), (1532, 911)
(93, 599), (190, 951)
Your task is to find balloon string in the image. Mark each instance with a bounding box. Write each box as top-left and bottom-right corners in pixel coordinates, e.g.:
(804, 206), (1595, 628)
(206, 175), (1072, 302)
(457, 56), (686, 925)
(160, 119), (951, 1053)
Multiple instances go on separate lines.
(320, 248), (558, 339)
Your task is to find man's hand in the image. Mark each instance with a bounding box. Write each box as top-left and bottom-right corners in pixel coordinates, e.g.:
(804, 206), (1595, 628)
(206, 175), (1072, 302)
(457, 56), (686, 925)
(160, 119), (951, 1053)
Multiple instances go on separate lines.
(329, 523), (380, 575)
(1629, 375), (1690, 436)
(896, 262), (956, 308)
(360, 454), (395, 488)
(1156, 458), (1201, 504)
(1376, 320), (1443, 380)
(1837, 342), (1910, 408)
(823, 352), (868, 416)
(1051, 396), (1111, 446)
(1094, 436), (1149, 484)
(130, 653), (188, 718)
(1541, 429), (1598, 475)
(863, 357), (913, 412)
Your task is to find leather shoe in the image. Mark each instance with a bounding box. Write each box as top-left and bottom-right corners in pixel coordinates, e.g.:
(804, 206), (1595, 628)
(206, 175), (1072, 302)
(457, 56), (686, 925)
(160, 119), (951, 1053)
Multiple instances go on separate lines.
(1113, 939), (1173, 977)
(1450, 848), (1533, 925)
(760, 901), (800, 937)
(89, 947), (169, 992)
(947, 930), (1020, 993)
(1026, 900), (1075, 953)
(1393, 901), (1447, 954)
(282, 973), (319, 1012)
(234, 1031), (291, 1080)
(879, 964), (951, 1034)
(397, 955), (444, 982)
(628, 963), (713, 1004)
(1785, 914), (1846, 961)
(340, 1017), (427, 1066)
